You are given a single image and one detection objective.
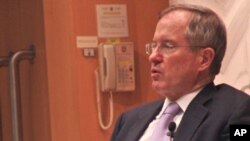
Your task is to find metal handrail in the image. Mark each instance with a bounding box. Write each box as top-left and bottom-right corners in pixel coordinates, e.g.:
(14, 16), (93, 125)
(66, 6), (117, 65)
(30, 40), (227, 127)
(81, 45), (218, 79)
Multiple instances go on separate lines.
(9, 46), (35, 141)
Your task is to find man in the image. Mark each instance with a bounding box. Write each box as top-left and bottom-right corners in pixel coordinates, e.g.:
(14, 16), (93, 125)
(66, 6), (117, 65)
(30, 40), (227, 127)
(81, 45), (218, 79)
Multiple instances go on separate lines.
(111, 4), (250, 141)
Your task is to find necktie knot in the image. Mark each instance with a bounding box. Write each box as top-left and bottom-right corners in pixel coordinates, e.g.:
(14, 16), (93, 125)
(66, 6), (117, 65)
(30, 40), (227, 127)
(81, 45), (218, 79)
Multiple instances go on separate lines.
(164, 102), (181, 116)
(151, 102), (181, 141)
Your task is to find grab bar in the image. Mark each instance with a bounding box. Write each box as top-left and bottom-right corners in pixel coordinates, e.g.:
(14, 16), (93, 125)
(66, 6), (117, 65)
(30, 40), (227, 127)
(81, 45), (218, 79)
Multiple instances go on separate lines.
(9, 46), (35, 141)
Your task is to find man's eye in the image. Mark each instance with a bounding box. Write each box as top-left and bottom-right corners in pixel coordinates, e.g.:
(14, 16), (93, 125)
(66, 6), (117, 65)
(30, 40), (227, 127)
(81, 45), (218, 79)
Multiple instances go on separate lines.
(162, 42), (174, 48)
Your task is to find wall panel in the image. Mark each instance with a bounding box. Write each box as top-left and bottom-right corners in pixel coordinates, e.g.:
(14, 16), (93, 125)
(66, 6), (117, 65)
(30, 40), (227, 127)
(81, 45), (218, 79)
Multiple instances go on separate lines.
(0, 0), (50, 141)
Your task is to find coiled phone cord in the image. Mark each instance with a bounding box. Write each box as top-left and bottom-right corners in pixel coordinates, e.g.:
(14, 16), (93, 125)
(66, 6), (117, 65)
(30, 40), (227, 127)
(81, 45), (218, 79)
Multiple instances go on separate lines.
(95, 69), (114, 130)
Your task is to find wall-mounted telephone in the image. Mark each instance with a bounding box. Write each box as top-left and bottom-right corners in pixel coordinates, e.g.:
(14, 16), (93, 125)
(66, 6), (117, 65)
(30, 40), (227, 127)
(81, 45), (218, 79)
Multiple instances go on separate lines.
(95, 42), (135, 130)
(98, 42), (135, 92)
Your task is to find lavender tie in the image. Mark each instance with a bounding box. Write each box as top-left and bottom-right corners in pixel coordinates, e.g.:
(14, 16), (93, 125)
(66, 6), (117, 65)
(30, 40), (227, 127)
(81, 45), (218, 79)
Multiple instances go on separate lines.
(151, 102), (181, 141)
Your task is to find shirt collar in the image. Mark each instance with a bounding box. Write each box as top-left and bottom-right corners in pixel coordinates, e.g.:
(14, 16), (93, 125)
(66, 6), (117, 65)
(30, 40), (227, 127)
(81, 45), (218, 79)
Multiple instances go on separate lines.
(156, 88), (203, 119)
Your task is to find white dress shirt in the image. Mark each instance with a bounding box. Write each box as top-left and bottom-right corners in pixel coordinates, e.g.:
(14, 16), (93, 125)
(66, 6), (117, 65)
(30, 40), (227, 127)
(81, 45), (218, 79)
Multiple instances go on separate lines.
(139, 89), (202, 141)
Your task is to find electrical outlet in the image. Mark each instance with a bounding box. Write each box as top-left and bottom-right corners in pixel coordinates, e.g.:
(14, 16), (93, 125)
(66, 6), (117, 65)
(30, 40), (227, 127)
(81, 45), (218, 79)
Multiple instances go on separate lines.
(83, 48), (95, 57)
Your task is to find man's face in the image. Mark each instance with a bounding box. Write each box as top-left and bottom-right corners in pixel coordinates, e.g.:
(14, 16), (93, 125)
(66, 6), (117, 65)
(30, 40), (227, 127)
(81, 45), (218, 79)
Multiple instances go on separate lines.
(149, 11), (202, 100)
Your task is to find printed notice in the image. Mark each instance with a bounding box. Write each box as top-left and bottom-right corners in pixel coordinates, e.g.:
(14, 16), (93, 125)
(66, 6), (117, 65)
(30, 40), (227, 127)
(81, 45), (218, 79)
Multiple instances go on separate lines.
(96, 4), (129, 38)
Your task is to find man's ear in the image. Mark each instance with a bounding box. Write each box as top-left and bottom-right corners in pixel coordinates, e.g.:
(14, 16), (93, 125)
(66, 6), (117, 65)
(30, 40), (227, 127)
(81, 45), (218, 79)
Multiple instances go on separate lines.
(198, 47), (215, 71)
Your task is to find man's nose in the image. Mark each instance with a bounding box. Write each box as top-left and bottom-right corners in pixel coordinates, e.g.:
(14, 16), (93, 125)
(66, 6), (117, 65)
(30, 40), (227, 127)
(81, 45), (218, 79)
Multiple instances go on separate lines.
(148, 49), (163, 63)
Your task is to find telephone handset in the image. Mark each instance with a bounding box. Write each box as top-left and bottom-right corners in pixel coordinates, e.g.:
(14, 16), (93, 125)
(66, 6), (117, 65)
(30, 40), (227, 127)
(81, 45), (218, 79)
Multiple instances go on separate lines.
(98, 42), (135, 92)
(98, 44), (116, 92)
(96, 42), (135, 130)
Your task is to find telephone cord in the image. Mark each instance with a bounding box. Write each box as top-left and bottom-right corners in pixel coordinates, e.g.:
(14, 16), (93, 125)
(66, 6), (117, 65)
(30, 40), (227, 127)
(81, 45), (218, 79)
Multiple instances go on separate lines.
(95, 69), (114, 130)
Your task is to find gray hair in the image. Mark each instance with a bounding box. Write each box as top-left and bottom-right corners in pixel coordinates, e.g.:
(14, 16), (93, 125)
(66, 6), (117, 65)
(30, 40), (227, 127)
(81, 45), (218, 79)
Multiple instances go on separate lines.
(160, 4), (227, 75)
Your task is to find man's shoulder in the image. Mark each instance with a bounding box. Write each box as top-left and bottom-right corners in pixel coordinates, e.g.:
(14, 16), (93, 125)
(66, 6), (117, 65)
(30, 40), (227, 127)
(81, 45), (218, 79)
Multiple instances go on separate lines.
(210, 83), (250, 107)
(190, 83), (250, 110)
(215, 83), (250, 99)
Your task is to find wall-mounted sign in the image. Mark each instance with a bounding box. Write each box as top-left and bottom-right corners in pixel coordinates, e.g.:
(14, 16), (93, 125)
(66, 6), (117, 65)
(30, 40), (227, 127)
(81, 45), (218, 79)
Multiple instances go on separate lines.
(76, 36), (98, 48)
(96, 4), (129, 38)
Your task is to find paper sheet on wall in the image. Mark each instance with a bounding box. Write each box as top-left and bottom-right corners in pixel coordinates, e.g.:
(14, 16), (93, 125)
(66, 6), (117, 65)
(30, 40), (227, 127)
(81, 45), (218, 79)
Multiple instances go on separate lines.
(96, 4), (129, 38)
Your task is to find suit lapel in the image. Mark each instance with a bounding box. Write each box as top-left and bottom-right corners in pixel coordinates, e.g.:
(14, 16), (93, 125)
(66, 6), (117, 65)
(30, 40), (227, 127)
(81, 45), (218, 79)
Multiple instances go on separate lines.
(125, 100), (164, 141)
(174, 103), (208, 141)
(174, 83), (216, 141)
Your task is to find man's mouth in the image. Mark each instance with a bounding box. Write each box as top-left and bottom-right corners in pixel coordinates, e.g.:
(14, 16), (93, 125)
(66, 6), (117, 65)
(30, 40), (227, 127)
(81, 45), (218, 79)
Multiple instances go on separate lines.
(151, 67), (161, 74)
(151, 68), (161, 79)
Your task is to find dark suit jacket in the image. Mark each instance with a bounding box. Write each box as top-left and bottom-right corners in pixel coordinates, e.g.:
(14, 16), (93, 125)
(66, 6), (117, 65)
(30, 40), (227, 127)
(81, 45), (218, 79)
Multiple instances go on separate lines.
(111, 83), (250, 141)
